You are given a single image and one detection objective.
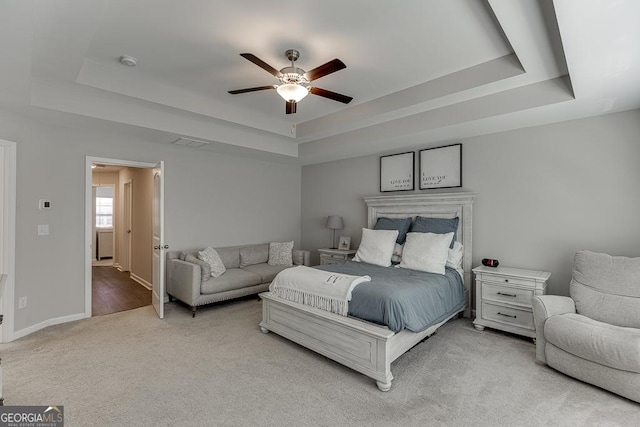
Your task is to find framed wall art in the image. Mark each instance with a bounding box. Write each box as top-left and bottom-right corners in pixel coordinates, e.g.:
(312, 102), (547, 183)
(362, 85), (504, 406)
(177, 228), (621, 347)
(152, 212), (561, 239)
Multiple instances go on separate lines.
(380, 151), (415, 192)
(419, 143), (462, 190)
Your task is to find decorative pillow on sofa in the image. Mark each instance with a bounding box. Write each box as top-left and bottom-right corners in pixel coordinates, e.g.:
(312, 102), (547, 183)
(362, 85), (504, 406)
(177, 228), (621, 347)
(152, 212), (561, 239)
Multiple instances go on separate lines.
(353, 228), (399, 267)
(398, 232), (454, 275)
(185, 254), (212, 280)
(198, 247), (226, 278)
(411, 216), (459, 248)
(268, 241), (294, 266)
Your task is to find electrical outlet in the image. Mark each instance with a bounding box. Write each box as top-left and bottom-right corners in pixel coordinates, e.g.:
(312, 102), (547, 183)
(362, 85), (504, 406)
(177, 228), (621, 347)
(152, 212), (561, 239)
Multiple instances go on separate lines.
(18, 296), (27, 309)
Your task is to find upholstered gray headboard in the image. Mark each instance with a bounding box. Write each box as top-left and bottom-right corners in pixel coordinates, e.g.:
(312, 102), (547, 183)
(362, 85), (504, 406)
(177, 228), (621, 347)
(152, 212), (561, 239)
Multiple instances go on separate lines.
(363, 192), (476, 316)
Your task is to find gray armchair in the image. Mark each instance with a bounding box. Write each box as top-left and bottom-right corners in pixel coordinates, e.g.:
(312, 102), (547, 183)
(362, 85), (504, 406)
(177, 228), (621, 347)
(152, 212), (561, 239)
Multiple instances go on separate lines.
(532, 250), (640, 403)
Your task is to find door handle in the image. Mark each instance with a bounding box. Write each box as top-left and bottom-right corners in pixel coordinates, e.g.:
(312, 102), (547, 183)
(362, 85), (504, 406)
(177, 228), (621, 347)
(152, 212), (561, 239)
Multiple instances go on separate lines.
(154, 245), (170, 250)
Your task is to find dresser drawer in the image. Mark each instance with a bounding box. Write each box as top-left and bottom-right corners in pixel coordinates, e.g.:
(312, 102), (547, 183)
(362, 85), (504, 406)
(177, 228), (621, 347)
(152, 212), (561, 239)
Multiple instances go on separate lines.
(321, 253), (346, 261)
(481, 283), (534, 307)
(480, 273), (536, 288)
(481, 302), (534, 331)
(320, 257), (343, 265)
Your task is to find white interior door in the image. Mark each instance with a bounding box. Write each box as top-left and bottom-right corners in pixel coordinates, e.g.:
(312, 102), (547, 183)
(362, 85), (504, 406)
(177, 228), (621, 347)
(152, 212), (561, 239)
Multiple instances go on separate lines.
(152, 161), (165, 318)
(122, 181), (132, 272)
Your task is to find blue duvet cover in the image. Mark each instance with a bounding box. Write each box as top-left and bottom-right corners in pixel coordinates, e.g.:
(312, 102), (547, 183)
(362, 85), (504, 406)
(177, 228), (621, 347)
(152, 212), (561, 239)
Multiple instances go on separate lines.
(315, 261), (465, 333)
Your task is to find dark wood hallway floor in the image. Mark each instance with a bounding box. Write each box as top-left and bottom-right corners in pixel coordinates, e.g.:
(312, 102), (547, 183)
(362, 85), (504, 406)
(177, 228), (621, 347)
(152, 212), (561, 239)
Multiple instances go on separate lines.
(92, 266), (151, 316)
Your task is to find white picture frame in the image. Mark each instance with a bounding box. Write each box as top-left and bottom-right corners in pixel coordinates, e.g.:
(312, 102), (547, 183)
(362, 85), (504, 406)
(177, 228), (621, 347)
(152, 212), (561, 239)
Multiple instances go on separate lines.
(338, 236), (351, 250)
(419, 144), (462, 190)
(380, 151), (415, 192)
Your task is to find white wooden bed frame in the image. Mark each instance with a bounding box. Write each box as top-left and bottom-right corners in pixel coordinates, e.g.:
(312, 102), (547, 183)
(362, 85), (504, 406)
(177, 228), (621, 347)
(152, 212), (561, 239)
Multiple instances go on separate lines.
(260, 192), (476, 391)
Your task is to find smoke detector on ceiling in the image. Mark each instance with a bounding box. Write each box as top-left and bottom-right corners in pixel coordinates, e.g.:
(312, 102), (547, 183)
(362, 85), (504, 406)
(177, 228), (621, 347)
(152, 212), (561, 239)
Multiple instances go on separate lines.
(119, 55), (138, 67)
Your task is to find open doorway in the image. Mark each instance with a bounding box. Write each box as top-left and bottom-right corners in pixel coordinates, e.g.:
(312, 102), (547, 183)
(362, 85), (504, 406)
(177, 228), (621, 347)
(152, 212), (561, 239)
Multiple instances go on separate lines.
(89, 160), (156, 317)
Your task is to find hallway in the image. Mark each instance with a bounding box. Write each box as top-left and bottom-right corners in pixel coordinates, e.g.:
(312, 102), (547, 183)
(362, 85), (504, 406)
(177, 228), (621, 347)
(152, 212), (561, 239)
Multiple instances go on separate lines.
(92, 266), (151, 316)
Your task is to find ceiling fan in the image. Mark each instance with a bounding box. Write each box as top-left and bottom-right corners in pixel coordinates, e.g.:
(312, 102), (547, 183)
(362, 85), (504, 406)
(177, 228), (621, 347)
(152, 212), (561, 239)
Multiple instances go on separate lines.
(228, 49), (353, 114)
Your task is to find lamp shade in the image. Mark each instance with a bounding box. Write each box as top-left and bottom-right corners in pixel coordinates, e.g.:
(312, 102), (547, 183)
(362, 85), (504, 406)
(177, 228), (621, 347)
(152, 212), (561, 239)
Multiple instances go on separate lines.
(276, 84), (309, 102)
(325, 216), (344, 230)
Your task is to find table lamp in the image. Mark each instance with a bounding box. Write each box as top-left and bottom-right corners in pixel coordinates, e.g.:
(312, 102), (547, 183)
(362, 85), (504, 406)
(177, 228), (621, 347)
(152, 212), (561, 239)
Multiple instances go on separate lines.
(325, 216), (344, 249)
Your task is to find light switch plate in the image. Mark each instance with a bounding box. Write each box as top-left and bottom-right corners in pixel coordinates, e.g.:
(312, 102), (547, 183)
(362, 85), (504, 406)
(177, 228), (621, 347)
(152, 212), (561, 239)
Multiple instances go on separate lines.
(38, 224), (49, 236)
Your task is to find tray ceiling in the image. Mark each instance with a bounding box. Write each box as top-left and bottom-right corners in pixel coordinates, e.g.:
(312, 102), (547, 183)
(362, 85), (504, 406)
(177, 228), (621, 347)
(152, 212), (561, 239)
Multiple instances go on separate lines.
(1, 0), (639, 164)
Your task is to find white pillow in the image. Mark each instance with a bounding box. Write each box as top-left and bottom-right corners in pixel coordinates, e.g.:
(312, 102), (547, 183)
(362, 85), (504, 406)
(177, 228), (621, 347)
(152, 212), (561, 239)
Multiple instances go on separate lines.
(398, 232), (454, 275)
(268, 241), (294, 266)
(198, 247), (226, 278)
(446, 241), (464, 270)
(353, 228), (399, 267)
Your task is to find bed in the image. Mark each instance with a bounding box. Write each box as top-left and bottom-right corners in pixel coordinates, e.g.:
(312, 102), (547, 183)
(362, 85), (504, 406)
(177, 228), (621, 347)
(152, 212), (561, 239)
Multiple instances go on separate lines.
(259, 192), (476, 391)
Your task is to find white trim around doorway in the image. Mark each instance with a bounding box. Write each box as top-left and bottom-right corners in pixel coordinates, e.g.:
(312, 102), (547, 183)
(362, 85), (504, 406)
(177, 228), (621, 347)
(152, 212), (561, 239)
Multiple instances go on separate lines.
(0, 139), (16, 342)
(85, 156), (158, 318)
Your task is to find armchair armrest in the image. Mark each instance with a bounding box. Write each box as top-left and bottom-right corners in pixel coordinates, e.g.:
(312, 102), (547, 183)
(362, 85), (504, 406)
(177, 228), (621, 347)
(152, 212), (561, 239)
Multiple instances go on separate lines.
(293, 249), (311, 266)
(532, 295), (576, 364)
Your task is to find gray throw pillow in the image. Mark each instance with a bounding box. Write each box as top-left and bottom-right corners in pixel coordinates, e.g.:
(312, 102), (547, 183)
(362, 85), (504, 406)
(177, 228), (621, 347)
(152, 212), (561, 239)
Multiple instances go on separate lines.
(374, 217), (412, 245)
(411, 216), (459, 248)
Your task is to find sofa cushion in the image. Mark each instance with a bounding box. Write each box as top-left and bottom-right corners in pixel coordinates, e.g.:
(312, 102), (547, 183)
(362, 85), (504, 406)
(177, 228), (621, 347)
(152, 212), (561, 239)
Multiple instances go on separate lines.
(268, 241), (294, 266)
(545, 313), (640, 373)
(570, 250), (640, 328)
(200, 268), (262, 295)
(239, 244), (269, 268)
(216, 247), (240, 269)
(243, 263), (289, 283)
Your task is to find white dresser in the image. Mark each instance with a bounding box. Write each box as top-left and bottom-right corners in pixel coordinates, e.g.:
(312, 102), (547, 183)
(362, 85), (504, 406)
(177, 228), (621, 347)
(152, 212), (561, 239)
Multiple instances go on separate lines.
(472, 265), (551, 340)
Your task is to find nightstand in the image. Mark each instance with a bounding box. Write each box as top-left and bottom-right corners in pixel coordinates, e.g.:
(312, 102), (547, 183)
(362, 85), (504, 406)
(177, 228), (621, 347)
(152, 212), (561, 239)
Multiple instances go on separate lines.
(472, 265), (551, 340)
(318, 248), (356, 265)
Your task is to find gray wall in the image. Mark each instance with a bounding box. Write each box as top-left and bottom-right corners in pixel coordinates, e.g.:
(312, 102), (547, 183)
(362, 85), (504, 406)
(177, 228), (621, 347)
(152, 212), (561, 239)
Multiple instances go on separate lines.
(301, 110), (640, 296)
(0, 110), (301, 334)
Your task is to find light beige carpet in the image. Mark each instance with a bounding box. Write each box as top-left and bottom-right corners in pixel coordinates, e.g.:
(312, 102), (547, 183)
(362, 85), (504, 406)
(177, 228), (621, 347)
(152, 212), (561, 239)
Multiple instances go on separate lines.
(2, 298), (638, 426)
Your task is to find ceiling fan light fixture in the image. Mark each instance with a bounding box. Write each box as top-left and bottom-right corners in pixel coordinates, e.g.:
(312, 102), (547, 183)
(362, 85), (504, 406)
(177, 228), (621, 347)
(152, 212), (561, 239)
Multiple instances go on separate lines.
(276, 83), (309, 102)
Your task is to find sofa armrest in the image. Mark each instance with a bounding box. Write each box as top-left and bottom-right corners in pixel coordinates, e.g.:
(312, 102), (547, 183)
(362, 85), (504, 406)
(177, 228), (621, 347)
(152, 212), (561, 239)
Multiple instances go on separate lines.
(293, 249), (311, 266)
(166, 258), (202, 306)
(532, 295), (576, 364)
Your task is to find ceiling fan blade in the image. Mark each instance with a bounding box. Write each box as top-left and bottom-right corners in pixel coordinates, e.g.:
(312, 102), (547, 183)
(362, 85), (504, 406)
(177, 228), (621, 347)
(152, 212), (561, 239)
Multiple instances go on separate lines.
(309, 87), (353, 104)
(240, 53), (282, 77)
(304, 59), (346, 81)
(228, 85), (276, 94)
(286, 100), (297, 114)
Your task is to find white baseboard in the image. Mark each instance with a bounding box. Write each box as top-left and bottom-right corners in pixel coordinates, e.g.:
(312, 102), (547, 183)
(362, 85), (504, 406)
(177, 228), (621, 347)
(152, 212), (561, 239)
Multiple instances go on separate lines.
(130, 273), (152, 290)
(12, 312), (86, 341)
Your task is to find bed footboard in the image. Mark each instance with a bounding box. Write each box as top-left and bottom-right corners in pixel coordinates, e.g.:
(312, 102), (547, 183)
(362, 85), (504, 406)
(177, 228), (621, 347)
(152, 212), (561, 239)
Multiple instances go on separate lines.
(260, 292), (464, 391)
(260, 292), (395, 391)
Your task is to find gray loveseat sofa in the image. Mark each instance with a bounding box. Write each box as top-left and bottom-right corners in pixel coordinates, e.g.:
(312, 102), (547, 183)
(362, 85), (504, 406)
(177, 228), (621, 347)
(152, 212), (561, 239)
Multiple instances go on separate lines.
(167, 243), (310, 317)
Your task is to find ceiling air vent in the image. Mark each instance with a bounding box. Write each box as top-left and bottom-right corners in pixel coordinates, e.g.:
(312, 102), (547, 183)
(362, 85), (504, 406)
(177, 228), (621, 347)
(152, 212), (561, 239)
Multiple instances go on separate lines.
(171, 137), (211, 148)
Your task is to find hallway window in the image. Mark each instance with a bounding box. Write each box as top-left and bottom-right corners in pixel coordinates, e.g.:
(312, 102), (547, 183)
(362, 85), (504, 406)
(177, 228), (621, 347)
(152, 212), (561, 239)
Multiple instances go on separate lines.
(96, 196), (113, 227)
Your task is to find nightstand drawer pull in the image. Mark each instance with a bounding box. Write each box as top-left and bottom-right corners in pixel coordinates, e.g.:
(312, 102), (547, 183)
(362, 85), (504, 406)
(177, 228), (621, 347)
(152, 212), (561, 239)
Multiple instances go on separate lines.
(497, 312), (517, 318)
(497, 292), (517, 297)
